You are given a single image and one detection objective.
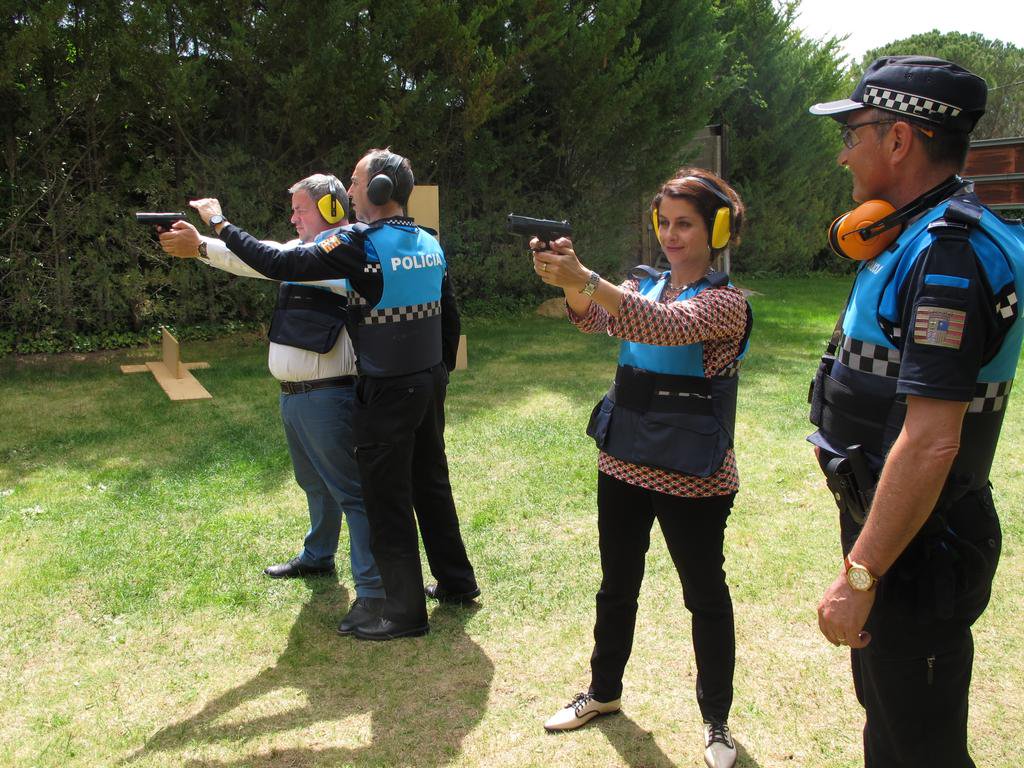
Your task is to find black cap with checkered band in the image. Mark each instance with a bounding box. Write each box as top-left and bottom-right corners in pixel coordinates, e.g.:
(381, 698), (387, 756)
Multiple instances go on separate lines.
(810, 56), (987, 134)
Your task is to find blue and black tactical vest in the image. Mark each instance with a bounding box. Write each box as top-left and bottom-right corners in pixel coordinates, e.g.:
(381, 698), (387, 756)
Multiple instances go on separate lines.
(587, 269), (752, 477)
(267, 227), (351, 354)
(809, 195), (1024, 493)
(345, 221), (446, 377)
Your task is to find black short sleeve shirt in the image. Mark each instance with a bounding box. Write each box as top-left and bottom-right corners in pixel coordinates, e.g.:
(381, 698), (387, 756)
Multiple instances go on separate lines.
(895, 228), (1003, 402)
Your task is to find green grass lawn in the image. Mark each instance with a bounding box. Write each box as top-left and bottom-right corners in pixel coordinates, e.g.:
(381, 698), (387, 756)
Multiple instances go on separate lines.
(1, 275), (1021, 767)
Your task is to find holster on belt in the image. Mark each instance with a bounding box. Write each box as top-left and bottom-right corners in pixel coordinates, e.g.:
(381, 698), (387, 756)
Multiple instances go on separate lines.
(823, 444), (876, 525)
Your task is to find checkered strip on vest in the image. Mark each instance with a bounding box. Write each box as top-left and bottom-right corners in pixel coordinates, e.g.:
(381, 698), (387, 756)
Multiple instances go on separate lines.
(362, 299), (441, 325)
(838, 336), (901, 378)
(863, 86), (961, 122)
(363, 263), (382, 274)
(996, 290), (1018, 321)
(346, 290), (369, 308)
(969, 380), (1013, 413)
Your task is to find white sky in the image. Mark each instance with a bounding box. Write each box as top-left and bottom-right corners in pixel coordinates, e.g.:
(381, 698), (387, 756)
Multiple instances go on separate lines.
(792, 0), (1024, 65)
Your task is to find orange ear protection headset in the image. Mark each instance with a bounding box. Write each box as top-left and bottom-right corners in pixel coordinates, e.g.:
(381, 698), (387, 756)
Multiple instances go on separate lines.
(652, 175), (734, 251)
(316, 177), (347, 224)
(828, 176), (965, 261)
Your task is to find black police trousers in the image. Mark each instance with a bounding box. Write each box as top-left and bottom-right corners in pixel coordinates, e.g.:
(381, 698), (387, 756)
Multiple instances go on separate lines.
(840, 487), (1002, 768)
(589, 472), (735, 724)
(352, 363), (477, 625)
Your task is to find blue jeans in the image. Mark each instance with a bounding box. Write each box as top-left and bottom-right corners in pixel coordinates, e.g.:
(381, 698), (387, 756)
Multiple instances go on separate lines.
(279, 386), (384, 598)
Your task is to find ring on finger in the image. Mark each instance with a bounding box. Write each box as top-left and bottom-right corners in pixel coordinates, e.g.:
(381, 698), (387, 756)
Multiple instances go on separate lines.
(542, 262), (548, 272)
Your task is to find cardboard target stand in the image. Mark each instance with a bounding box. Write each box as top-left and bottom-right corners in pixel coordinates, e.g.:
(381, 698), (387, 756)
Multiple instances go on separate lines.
(122, 185), (464, 401)
(120, 327), (212, 401)
(408, 186), (468, 370)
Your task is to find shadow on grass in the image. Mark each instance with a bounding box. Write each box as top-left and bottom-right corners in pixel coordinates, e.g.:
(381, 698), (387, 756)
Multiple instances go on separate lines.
(125, 580), (494, 767)
(595, 713), (675, 768)
(594, 711), (764, 767)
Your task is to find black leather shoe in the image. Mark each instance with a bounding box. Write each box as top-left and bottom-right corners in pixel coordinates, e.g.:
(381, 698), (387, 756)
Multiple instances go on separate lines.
(263, 556), (336, 579)
(337, 597), (385, 635)
(424, 583), (481, 604)
(353, 616), (429, 641)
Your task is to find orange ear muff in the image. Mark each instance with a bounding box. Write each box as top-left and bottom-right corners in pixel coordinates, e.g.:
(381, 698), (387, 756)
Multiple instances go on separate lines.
(828, 199), (900, 261)
(651, 207), (662, 244)
(710, 207), (731, 251)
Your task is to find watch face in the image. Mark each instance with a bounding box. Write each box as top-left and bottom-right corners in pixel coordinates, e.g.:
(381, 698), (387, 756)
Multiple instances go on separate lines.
(848, 566), (873, 591)
(210, 214), (225, 226)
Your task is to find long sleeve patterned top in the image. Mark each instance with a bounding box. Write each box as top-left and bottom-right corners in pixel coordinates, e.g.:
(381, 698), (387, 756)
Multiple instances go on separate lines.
(570, 277), (749, 497)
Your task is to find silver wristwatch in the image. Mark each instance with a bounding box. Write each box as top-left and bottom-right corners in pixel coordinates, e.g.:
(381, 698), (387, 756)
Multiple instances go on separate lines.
(580, 270), (600, 297)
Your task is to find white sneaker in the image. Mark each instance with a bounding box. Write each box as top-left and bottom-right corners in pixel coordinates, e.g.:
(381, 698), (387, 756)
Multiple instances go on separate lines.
(544, 692), (621, 731)
(703, 721), (737, 768)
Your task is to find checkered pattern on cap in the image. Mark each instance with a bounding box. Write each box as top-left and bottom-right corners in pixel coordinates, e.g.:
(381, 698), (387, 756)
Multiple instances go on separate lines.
(838, 336), (901, 378)
(363, 299), (441, 325)
(968, 380), (1013, 413)
(863, 86), (961, 123)
(996, 290), (1018, 321)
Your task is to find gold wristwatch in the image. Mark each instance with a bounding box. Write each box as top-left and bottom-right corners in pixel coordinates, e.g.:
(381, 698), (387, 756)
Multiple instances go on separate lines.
(844, 556), (877, 592)
(197, 241), (208, 260)
(580, 270), (600, 297)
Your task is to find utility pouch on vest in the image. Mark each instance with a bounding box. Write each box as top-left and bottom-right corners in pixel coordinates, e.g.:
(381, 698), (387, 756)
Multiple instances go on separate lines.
(808, 354), (834, 427)
(586, 392), (615, 450)
(268, 283), (347, 354)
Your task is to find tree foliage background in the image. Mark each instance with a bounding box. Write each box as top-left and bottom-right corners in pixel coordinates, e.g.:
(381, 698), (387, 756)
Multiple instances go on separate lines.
(13, 0), (992, 351)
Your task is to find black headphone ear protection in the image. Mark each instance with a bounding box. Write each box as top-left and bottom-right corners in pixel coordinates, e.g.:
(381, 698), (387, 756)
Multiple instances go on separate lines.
(827, 176), (965, 261)
(316, 177), (347, 224)
(366, 153), (408, 207)
(652, 175), (734, 251)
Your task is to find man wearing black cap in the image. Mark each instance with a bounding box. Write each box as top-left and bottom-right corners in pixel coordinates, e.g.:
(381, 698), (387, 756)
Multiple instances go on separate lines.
(807, 57), (1024, 766)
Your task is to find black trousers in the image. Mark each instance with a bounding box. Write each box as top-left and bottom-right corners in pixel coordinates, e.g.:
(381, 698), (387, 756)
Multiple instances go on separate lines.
(839, 487), (1002, 768)
(352, 363), (477, 625)
(589, 472), (735, 724)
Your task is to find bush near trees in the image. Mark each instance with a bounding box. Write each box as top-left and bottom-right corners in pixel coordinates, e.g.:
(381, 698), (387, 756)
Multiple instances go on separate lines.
(2, 1), (853, 352)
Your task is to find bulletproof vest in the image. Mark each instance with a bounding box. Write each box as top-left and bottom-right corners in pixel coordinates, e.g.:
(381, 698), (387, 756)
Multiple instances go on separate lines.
(345, 222), (446, 377)
(587, 269), (752, 477)
(267, 283), (348, 353)
(266, 227), (351, 354)
(810, 196), (1024, 494)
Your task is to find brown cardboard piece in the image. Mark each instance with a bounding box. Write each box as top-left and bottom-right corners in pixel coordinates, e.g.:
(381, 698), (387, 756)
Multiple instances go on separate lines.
(121, 327), (212, 400)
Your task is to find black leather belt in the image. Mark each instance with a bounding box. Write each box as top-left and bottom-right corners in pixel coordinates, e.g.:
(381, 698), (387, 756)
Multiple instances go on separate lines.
(280, 376), (356, 394)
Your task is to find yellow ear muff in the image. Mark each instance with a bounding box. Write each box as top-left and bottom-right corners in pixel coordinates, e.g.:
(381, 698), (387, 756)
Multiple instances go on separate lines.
(651, 207), (662, 244)
(317, 192), (345, 224)
(828, 199), (899, 261)
(710, 207), (731, 251)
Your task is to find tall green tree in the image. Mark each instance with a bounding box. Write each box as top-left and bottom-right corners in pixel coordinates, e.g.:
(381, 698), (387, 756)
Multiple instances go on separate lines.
(712, 0), (851, 273)
(2, 0), (731, 346)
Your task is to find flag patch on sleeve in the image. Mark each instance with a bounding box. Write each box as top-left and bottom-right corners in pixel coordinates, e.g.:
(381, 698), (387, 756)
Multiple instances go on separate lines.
(913, 305), (966, 349)
(319, 235), (342, 253)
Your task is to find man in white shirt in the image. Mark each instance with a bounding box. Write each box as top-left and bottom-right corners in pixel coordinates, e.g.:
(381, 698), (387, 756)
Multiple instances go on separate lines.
(159, 174), (384, 634)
